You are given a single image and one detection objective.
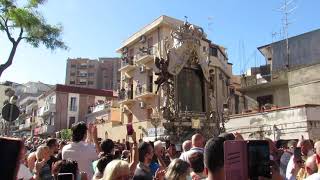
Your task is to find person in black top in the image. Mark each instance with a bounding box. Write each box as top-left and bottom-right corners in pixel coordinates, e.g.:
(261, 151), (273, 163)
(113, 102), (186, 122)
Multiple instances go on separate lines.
(133, 142), (154, 180)
(56, 140), (67, 160)
(46, 138), (59, 170)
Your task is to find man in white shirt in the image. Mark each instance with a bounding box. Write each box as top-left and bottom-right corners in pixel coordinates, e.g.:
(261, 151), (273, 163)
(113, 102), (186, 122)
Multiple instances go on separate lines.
(286, 139), (314, 180)
(179, 133), (204, 163)
(17, 147), (33, 180)
(305, 141), (320, 180)
(62, 122), (101, 179)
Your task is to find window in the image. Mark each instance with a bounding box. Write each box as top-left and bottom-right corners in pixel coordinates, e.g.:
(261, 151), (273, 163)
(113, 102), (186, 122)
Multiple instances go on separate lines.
(70, 97), (77, 111)
(129, 48), (134, 57)
(71, 64), (76, 68)
(147, 37), (153, 48)
(79, 63), (88, 68)
(88, 72), (95, 77)
(257, 95), (273, 110)
(178, 68), (205, 112)
(79, 82), (87, 85)
(88, 81), (94, 85)
(70, 72), (76, 76)
(210, 47), (218, 57)
(147, 108), (152, 120)
(70, 81), (75, 85)
(89, 64), (95, 68)
(79, 72), (87, 77)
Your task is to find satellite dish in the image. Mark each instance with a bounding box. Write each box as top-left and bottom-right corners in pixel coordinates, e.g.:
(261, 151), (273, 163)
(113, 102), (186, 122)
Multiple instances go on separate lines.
(1, 103), (20, 122)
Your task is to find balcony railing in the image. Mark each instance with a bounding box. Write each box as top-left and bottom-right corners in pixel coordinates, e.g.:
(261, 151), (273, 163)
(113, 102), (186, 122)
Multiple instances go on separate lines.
(40, 125), (55, 134)
(135, 85), (155, 99)
(119, 57), (135, 74)
(118, 89), (135, 105)
(43, 103), (56, 116)
(135, 47), (154, 65)
(119, 89), (134, 100)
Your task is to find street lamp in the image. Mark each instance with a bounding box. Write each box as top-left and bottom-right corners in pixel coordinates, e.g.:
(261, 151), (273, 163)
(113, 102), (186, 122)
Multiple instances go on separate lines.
(150, 108), (161, 141)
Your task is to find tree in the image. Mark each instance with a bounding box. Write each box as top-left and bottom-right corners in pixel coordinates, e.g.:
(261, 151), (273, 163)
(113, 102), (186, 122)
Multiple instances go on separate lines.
(0, 0), (67, 77)
(60, 129), (72, 141)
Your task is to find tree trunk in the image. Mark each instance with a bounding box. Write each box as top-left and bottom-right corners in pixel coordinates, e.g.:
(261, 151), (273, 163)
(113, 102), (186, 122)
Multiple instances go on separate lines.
(0, 42), (19, 78)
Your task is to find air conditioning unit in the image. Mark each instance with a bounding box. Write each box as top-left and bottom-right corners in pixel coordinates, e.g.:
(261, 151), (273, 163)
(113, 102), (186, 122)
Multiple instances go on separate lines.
(139, 35), (146, 43)
(139, 101), (146, 109)
(140, 65), (146, 73)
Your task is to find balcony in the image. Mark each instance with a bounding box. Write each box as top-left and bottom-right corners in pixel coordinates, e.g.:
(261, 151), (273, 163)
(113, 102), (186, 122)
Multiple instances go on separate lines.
(135, 86), (157, 99)
(39, 125), (55, 135)
(19, 123), (31, 131)
(119, 58), (135, 75)
(240, 71), (287, 92)
(118, 89), (135, 106)
(43, 103), (56, 116)
(135, 47), (154, 66)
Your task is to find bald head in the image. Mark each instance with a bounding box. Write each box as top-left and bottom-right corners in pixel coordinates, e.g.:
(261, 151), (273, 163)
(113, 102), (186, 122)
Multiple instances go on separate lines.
(182, 140), (192, 152)
(305, 154), (318, 175)
(192, 133), (204, 148)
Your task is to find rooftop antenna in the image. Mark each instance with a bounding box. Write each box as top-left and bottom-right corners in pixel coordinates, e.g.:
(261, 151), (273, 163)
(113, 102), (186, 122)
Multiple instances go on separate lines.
(184, 16), (188, 23)
(278, 0), (297, 69)
(207, 16), (214, 32)
(271, 30), (282, 43)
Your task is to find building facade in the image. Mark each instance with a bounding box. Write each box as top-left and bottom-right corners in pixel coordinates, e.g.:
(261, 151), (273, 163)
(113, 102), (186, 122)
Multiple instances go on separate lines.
(98, 58), (121, 90)
(113, 15), (232, 142)
(11, 81), (53, 136)
(65, 58), (99, 89)
(65, 57), (121, 90)
(226, 105), (320, 141)
(229, 29), (320, 140)
(35, 84), (115, 136)
(240, 29), (320, 111)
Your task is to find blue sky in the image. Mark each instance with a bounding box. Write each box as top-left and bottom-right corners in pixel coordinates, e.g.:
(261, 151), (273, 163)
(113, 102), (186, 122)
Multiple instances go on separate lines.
(0, 0), (319, 85)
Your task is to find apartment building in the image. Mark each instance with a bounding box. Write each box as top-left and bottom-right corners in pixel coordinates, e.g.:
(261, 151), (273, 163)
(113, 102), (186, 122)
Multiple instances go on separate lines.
(101, 15), (233, 142)
(240, 28), (320, 111)
(65, 57), (121, 90)
(226, 29), (320, 140)
(34, 84), (115, 136)
(12, 81), (53, 136)
(65, 58), (99, 89)
(98, 58), (121, 90)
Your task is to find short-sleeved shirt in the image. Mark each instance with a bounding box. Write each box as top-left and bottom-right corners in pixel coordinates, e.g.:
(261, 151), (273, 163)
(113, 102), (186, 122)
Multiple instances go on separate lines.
(133, 162), (153, 180)
(179, 147), (204, 163)
(62, 141), (98, 179)
(17, 164), (33, 180)
(305, 173), (320, 180)
(39, 163), (53, 180)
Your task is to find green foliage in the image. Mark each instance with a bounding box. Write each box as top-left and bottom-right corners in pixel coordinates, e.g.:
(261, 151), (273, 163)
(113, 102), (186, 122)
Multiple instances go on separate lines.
(60, 129), (72, 141)
(0, 0), (67, 49)
(0, 0), (67, 76)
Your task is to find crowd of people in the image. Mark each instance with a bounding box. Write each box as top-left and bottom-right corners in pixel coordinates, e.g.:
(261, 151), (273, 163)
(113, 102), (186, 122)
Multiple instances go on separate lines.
(14, 121), (320, 180)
